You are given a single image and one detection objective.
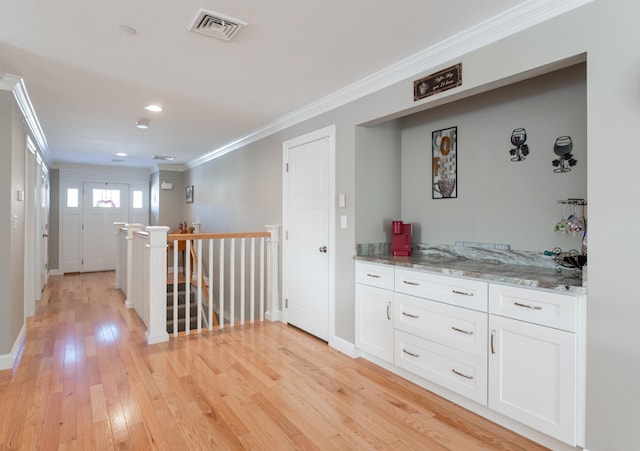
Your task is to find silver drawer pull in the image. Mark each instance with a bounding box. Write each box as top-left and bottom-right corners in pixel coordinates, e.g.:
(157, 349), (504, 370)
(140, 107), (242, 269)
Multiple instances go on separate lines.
(366, 273), (381, 278)
(402, 312), (419, 319)
(451, 326), (473, 335)
(514, 302), (542, 310)
(403, 280), (420, 286)
(451, 369), (474, 380)
(402, 349), (420, 358)
(452, 289), (473, 296)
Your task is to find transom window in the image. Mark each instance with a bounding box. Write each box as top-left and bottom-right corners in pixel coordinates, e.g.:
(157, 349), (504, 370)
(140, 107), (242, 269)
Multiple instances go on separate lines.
(92, 189), (121, 208)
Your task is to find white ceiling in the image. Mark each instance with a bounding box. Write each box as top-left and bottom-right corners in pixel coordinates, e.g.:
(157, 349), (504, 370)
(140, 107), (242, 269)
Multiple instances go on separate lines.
(0, 0), (533, 169)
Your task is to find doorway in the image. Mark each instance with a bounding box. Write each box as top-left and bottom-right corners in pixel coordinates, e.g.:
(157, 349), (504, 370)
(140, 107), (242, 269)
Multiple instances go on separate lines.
(81, 182), (129, 272)
(282, 125), (335, 342)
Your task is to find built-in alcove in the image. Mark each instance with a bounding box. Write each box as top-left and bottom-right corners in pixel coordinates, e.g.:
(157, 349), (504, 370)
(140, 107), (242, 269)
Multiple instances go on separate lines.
(355, 62), (586, 253)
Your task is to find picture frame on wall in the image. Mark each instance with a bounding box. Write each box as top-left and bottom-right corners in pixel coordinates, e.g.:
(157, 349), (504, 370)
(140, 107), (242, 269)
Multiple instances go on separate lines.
(432, 126), (457, 199)
(186, 185), (194, 204)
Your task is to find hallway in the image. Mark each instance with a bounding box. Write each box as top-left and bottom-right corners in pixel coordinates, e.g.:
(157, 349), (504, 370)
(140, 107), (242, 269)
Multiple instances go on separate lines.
(0, 272), (547, 450)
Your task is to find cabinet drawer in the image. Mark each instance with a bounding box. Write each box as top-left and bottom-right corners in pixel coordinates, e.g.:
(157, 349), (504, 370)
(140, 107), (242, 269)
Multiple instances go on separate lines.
(395, 269), (488, 312)
(394, 293), (487, 357)
(356, 262), (395, 290)
(395, 330), (487, 405)
(489, 284), (577, 332)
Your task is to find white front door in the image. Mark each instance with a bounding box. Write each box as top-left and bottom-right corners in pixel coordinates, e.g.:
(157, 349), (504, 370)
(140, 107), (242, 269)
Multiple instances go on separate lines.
(283, 126), (335, 341)
(82, 182), (129, 272)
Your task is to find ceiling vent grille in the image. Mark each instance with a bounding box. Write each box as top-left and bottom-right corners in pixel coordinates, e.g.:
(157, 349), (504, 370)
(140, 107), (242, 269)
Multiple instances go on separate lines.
(188, 9), (247, 41)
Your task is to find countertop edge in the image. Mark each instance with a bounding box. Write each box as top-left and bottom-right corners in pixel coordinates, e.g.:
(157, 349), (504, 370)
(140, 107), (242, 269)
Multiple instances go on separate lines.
(355, 255), (587, 296)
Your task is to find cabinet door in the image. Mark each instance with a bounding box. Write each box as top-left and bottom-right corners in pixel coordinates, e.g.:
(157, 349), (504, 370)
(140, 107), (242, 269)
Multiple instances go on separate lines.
(489, 315), (577, 445)
(355, 284), (393, 362)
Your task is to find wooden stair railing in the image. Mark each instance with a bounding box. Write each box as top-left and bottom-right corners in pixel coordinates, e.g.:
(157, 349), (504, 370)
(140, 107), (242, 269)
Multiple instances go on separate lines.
(168, 228), (219, 327)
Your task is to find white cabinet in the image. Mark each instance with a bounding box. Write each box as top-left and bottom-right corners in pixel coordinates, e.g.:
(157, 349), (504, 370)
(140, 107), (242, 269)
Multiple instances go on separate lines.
(489, 284), (579, 446)
(354, 260), (585, 447)
(355, 262), (394, 362)
(391, 269), (489, 404)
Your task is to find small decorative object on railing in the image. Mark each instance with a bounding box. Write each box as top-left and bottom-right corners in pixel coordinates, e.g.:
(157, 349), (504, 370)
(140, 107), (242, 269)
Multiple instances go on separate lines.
(509, 128), (530, 162)
(552, 136), (577, 172)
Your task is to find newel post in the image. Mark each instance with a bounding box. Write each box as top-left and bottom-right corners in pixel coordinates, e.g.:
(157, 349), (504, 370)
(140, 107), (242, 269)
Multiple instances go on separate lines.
(124, 223), (143, 308)
(113, 222), (127, 289)
(145, 226), (169, 345)
(265, 225), (280, 322)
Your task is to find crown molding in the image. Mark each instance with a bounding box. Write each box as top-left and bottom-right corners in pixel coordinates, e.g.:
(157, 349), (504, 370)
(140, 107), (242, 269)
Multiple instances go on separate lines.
(188, 0), (593, 169)
(0, 73), (50, 167)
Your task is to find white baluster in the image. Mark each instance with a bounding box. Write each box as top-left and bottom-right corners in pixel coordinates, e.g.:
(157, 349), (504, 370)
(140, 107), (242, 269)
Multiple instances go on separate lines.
(196, 238), (203, 333)
(219, 239), (225, 331)
(241, 238), (245, 325)
(260, 237), (265, 321)
(230, 238), (235, 328)
(250, 237), (255, 323)
(208, 239), (214, 331)
(173, 238), (178, 337)
(185, 239), (191, 335)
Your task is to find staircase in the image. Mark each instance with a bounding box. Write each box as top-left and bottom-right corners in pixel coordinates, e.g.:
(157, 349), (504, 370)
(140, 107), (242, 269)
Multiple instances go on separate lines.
(166, 282), (207, 333)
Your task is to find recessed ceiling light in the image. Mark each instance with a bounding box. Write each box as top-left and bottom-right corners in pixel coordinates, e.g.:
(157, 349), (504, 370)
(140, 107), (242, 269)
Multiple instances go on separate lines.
(115, 152), (128, 157)
(145, 104), (163, 112)
(136, 118), (150, 129)
(118, 25), (137, 36)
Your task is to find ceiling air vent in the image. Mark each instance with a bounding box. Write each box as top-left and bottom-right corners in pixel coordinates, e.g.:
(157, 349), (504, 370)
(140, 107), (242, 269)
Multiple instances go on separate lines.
(188, 9), (247, 41)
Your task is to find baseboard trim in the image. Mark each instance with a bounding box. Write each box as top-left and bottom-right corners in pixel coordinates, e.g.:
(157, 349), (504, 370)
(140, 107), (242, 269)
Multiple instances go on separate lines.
(265, 309), (282, 322)
(0, 322), (26, 371)
(48, 269), (63, 276)
(330, 335), (357, 358)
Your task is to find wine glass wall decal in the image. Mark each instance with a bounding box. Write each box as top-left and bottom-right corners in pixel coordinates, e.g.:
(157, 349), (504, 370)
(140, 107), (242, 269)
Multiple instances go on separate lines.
(552, 136), (577, 172)
(509, 128), (529, 161)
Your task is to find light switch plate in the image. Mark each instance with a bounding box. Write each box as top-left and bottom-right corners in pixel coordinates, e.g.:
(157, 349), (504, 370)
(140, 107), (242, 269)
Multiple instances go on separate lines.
(340, 215), (347, 229)
(338, 193), (346, 208)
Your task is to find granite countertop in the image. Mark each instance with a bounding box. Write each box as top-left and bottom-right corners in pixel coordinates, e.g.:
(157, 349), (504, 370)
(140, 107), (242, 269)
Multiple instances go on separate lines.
(355, 244), (586, 295)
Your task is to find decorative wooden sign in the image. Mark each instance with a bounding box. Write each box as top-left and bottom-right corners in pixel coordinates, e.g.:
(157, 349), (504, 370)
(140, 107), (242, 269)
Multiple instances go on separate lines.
(414, 63), (462, 101)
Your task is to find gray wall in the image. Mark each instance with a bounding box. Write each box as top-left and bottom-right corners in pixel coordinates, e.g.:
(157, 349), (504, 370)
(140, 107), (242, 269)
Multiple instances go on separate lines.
(182, 1), (635, 448)
(151, 169), (184, 228)
(0, 91), (25, 354)
(355, 121), (402, 244)
(400, 64), (586, 250)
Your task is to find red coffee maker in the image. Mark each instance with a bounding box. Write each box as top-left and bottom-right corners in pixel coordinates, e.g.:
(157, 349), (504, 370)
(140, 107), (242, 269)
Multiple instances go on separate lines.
(392, 220), (412, 256)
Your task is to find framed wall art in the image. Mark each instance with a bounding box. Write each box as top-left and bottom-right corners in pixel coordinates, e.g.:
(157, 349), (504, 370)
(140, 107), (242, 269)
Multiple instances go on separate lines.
(432, 126), (457, 199)
(186, 185), (194, 204)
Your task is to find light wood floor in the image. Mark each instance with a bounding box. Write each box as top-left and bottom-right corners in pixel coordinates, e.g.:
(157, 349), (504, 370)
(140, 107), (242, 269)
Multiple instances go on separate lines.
(0, 272), (548, 450)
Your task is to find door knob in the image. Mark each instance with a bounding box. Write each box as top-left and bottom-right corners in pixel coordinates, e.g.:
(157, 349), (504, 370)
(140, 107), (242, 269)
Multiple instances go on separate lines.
(319, 246), (328, 253)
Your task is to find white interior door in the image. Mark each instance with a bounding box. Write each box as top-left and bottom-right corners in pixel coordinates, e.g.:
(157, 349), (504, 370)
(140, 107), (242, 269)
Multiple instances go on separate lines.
(82, 182), (129, 272)
(40, 168), (50, 288)
(283, 126), (335, 341)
